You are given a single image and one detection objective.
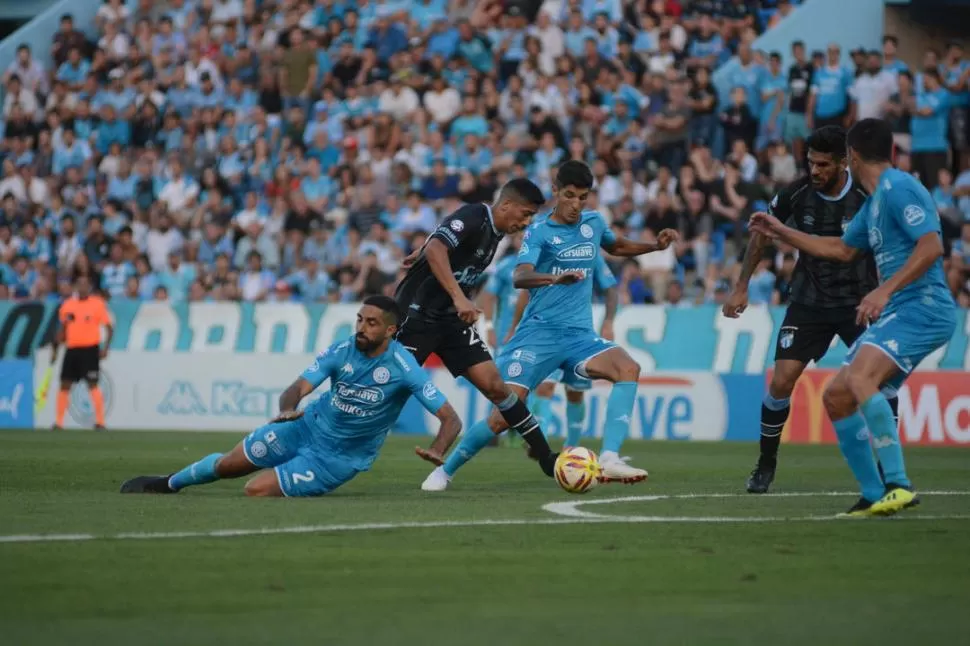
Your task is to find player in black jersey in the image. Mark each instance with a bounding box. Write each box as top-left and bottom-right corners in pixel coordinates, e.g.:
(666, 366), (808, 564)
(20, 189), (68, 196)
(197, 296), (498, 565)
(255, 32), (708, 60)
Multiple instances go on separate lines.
(395, 178), (570, 477)
(723, 126), (898, 493)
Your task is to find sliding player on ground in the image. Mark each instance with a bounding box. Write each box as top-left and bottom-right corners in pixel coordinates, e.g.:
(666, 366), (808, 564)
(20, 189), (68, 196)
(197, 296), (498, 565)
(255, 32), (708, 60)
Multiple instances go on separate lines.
(394, 179), (562, 477)
(120, 297), (462, 497)
(749, 118), (957, 516)
(724, 126), (897, 493)
(422, 161), (678, 491)
(50, 273), (113, 430)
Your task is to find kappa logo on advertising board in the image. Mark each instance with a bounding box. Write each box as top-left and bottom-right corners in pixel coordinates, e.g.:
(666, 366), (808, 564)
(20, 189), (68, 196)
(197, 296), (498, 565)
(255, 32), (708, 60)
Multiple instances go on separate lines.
(158, 381), (208, 415)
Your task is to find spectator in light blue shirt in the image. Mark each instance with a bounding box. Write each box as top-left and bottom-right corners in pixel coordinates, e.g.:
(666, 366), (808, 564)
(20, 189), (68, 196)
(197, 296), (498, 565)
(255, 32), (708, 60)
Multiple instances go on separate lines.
(157, 251), (198, 302)
(911, 70), (951, 188)
(449, 96), (489, 146)
(591, 14), (620, 59)
(582, 0), (622, 23)
(564, 10), (596, 58)
(56, 48), (89, 90)
(300, 158), (333, 211)
(95, 105), (131, 154)
(456, 21), (493, 73)
(283, 257), (332, 302)
(101, 243), (136, 299)
(809, 44), (854, 127)
(729, 45), (766, 116)
(456, 134), (493, 175)
(757, 53), (788, 151)
(52, 128), (92, 175)
(426, 19), (458, 59)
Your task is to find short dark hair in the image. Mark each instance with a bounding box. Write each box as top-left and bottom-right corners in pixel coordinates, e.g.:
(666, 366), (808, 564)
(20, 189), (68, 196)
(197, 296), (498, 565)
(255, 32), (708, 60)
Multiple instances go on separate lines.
(883, 35), (898, 46)
(362, 295), (402, 325)
(498, 177), (545, 206)
(847, 118), (894, 163)
(806, 125), (847, 159)
(555, 160), (594, 190)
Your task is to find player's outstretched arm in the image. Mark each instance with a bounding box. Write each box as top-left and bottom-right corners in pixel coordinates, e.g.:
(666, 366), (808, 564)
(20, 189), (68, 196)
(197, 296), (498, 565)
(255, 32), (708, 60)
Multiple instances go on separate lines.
(416, 402), (463, 465)
(749, 212), (860, 263)
(723, 233), (767, 318)
(601, 229), (679, 257)
(506, 289), (530, 343)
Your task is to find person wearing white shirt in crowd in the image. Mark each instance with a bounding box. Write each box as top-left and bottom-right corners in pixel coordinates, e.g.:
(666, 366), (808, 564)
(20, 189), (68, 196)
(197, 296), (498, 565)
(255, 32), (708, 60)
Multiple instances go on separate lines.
(593, 158), (622, 205)
(145, 213), (185, 271)
(4, 45), (47, 98)
(850, 50), (897, 121)
(184, 46), (223, 89)
(239, 250), (275, 301)
(159, 159), (199, 214)
(3, 74), (41, 122)
(378, 74), (420, 121)
(423, 74), (461, 125)
(645, 166), (676, 204)
(730, 139), (759, 183)
(529, 10), (564, 76)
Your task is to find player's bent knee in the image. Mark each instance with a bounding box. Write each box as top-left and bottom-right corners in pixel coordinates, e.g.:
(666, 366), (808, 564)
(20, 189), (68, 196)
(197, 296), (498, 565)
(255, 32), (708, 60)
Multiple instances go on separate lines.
(244, 472), (284, 497)
(565, 389), (584, 404)
(615, 358), (641, 383)
(822, 377), (855, 418)
(536, 382), (555, 397)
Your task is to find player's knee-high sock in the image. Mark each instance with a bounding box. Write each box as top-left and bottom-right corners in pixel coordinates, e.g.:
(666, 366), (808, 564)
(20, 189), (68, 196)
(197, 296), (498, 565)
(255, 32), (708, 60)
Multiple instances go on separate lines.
(860, 392), (911, 488)
(759, 394), (791, 466)
(496, 393), (554, 460)
(529, 394), (552, 439)
(55, 390), (68, 426)
(89, 386), (105, 426)
(168, 453), (224, 491)
(565, 400), (586, 447)
(833, 413), (885, 502)
(601, 382), (637, 456)
(443, 420), (494, 477)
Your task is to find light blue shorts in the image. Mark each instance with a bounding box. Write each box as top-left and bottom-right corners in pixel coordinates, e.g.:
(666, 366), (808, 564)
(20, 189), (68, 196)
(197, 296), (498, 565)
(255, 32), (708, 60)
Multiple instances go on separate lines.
(243, 416), (361, 497)
(783, 112), (809, 143)
(497, 326), (616, 392)
(541, 368), (593, 391)
(843, 307), (957, 392)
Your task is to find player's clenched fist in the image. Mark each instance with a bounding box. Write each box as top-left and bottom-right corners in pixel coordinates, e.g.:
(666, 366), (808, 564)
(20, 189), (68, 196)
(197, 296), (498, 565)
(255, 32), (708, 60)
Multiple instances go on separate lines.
(722, 288), (748, 319)
(453, 294), (482, 324)
(656, 228), (680, 250)
(747, 212), (782, 238)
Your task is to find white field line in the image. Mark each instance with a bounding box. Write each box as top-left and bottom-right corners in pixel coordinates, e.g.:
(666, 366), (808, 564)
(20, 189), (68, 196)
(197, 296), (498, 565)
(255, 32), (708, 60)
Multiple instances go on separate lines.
(1, 491), (968, 545)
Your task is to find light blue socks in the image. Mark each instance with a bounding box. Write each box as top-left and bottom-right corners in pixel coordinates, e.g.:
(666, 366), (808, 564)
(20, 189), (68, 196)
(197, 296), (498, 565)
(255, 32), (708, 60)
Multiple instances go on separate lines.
(832, 414), (884, 502)
(168, 453), (223, 491)
(601, 382), (637, 454)
(565, 400), (586, 447)
(529, 394), (552, 438)
(443, 419), (495, 477)
(860, 392), (910, 488)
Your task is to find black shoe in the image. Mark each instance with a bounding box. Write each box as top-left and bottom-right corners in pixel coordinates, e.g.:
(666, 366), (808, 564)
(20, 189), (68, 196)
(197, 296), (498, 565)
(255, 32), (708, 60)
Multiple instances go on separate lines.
(840, 497), (876, 517)
(746, 461), (776, 494)
(94, 424), (107, 432)
(120, 474), (177, 494)
(531, 451), (558, 478)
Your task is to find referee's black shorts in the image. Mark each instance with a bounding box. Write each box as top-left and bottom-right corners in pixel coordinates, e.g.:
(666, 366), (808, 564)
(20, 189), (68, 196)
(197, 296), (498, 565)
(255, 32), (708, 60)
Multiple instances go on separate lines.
(396, 316), (493, 377)
(774, 303), (865, 364)
(60, 345), (101, 384)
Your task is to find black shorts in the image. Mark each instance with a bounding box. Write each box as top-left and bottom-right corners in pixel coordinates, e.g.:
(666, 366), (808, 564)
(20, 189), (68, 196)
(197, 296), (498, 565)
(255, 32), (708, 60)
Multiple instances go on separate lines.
(774, 304), (865, 364)
(396, 316), (492, 377)
(61, 345), (101, 383)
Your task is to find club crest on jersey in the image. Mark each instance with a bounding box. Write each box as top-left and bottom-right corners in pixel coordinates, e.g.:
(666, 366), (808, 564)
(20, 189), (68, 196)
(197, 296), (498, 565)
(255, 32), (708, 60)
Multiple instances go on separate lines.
(450, 219), (464, 232)
(423, 383), (438, 399)
(519, 242), (530, 256)
(903, 205), (925, 227)
(868, 226), (883, 250)
(507, 362), (523, 378)
(556, 242), (595, 261)
(372, 367), (390, 384)
(580, 224), (594, 239)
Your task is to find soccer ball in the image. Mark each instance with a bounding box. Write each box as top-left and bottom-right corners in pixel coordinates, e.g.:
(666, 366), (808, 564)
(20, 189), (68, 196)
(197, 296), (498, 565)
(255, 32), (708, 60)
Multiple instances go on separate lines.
(554, 447), (601, 494)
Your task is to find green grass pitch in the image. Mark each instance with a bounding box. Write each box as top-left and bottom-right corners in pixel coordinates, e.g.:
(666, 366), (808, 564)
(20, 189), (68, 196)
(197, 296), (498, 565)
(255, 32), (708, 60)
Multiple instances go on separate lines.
(1, 431), (969, 646)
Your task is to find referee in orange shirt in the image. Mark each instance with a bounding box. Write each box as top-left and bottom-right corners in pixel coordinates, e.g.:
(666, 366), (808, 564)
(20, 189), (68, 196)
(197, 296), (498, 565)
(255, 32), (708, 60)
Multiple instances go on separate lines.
(50, 273), (114, 430)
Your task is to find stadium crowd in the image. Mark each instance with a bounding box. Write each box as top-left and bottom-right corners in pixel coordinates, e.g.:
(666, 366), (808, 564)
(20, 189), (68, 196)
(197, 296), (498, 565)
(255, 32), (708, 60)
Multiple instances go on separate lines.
(0, 0), (969, 309)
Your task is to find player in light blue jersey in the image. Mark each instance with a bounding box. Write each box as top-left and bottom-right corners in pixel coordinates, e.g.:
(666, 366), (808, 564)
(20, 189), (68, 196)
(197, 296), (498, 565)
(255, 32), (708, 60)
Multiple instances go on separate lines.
(750, 118), (958, 517)
(422, 161), (679, 490)
(120, 296), (462, 497)
(509, 253), (619, 447)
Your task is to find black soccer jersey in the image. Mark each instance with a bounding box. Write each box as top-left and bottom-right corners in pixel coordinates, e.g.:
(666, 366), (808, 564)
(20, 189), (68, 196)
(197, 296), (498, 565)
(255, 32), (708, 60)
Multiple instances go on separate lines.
(394, 203), (502, 322)
(768, 175), (878, 309)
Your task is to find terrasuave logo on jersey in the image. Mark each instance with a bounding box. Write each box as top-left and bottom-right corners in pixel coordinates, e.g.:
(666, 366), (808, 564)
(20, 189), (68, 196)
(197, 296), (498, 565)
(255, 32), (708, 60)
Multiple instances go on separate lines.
(555, 242), (596, 262)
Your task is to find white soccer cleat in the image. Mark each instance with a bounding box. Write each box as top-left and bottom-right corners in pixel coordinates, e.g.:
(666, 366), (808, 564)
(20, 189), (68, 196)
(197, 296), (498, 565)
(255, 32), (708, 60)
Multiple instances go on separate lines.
(421, 466), (452, 492)
(598, 451), (648, 484)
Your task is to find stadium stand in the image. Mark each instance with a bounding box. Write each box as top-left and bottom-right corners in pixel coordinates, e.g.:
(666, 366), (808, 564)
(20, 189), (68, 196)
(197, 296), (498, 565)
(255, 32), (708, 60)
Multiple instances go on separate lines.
(0, 0), (968, 309)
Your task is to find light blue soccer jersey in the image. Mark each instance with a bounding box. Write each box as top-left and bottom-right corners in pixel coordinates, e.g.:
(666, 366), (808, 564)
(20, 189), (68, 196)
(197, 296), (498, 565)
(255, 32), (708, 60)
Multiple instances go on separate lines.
(842, 168), (956, 315)
(485, 254), (519, 345)
(516, 210), (617, 331)
(299, 338), (447, 469)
